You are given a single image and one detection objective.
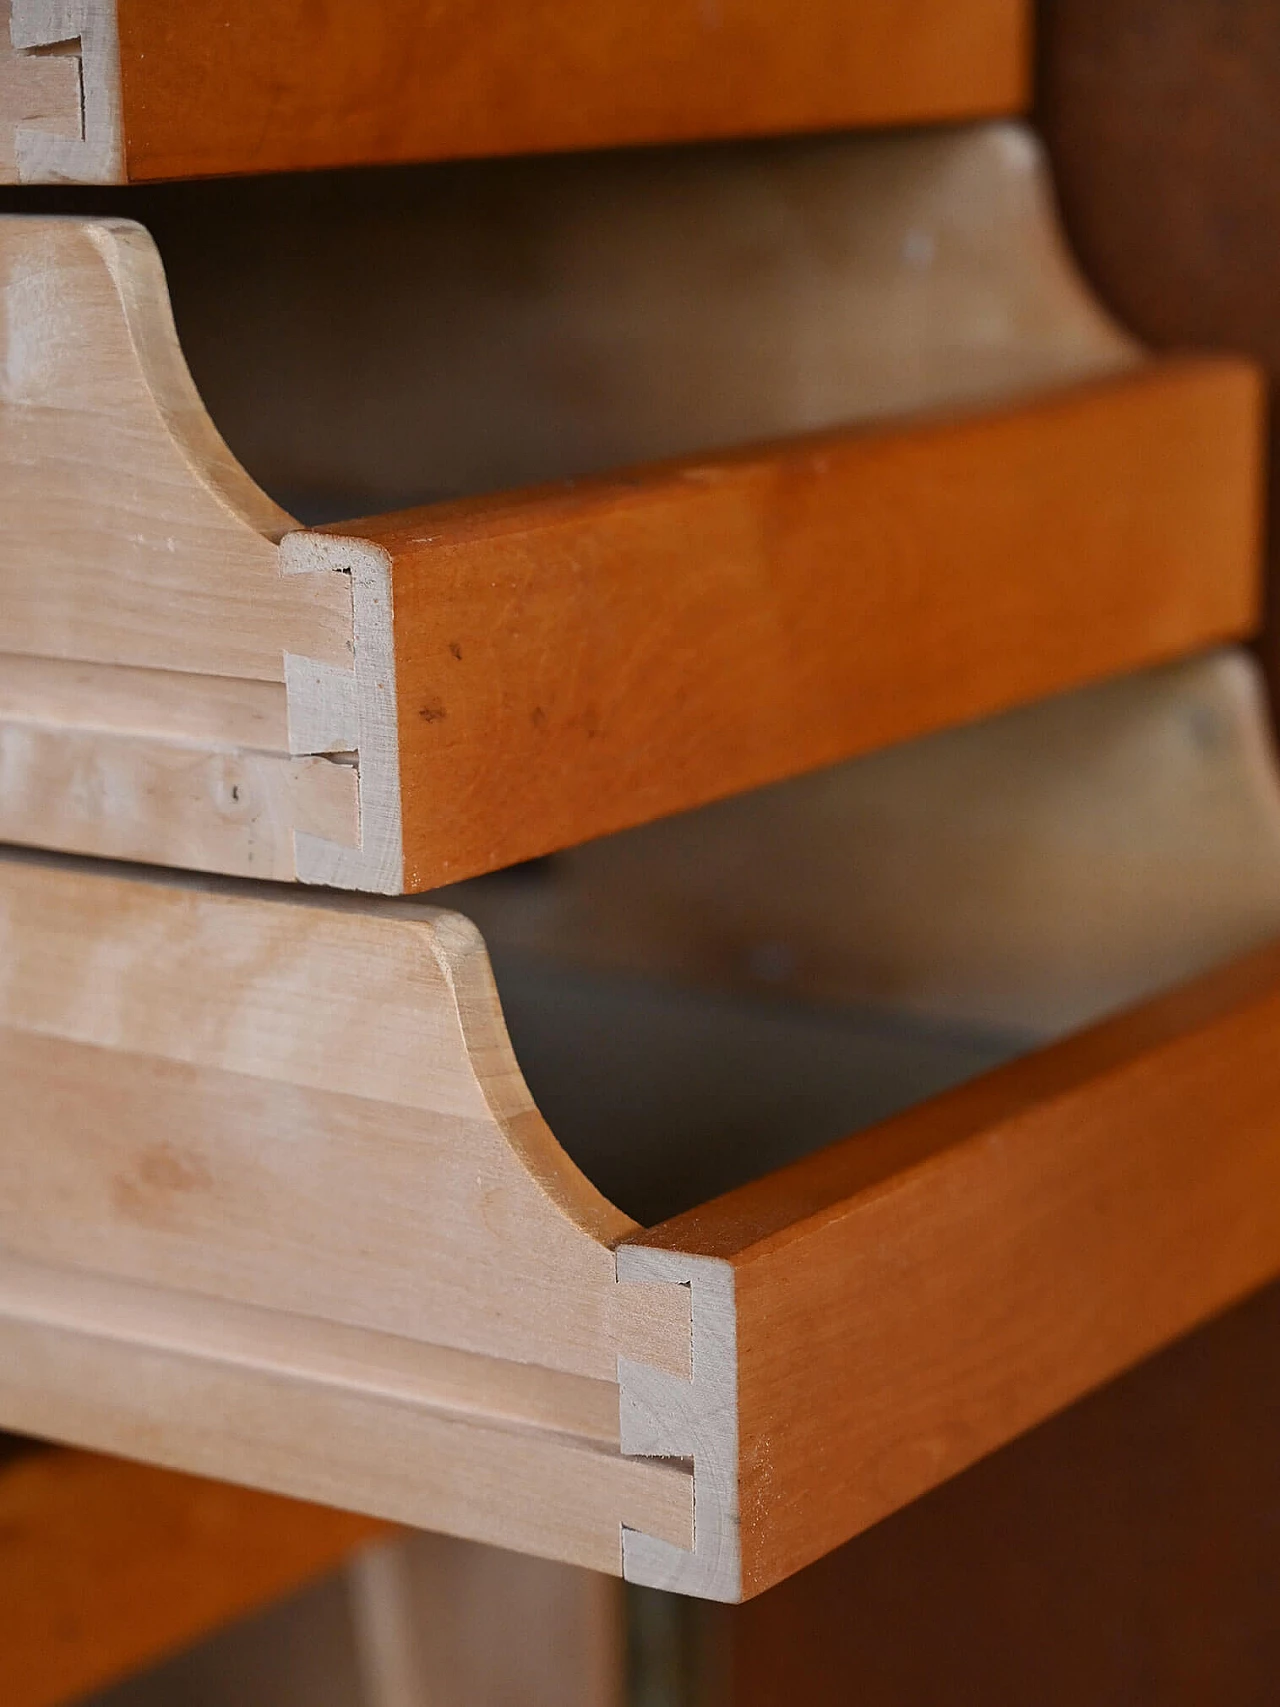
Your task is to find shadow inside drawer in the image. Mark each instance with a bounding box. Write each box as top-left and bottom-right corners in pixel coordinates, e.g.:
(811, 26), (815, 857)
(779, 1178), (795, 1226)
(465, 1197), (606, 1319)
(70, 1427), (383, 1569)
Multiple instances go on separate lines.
(441, 644), (1280, 1228)
(0, 122), (1135, 523)
(487, 948), (1025, 1227)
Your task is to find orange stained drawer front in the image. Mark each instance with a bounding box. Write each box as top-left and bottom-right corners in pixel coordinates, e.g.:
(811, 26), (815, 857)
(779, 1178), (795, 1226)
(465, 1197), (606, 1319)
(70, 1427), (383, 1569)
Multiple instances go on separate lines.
(338, 357), (1264, 889)
(116, 0), (1030, 180)
(625, 933), (1280, 1598)
(0, 1447), (389, 1707)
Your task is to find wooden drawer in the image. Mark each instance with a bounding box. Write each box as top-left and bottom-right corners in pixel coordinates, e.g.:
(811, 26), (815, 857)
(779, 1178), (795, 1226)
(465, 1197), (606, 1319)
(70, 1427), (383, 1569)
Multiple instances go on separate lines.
(0, 123), (1263, 892)
(6, 660), (1280, 1606)
(0, 0), (1027, 184)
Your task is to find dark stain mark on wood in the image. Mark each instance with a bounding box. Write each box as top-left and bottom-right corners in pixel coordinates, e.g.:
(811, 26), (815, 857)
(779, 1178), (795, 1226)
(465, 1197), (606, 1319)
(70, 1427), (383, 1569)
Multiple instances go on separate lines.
(112, 1141), (215, 1228)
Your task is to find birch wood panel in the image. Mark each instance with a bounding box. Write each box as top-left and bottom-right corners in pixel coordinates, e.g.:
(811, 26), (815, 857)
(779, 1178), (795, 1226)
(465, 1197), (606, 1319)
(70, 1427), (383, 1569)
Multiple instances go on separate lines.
(1, 0), (119, 183)
(0, 5), (81, 182)
(0, 656), (289, 747)
(2, 126), (1129, 655)
(0, 1302), (693, 1577)
(0, 854), (637, 1378)
(0, 852), (696, 1580)
(0, 724), (357, 878)
(0, 216), (348, 677)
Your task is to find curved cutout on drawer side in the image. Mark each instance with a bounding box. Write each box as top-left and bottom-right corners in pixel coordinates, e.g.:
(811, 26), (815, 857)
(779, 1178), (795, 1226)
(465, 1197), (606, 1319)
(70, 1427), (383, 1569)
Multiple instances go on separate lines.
(0, 849), (703, 1571)
(0, 214), (398, 886)
(0, 216), (336, 674)
(10, 817), (1280, 1595)
(0, 853), (637, 1377)
(471, 647), (1280, 1599)
(153, 124), (1139, 514)
(0, 126), (1257, 894)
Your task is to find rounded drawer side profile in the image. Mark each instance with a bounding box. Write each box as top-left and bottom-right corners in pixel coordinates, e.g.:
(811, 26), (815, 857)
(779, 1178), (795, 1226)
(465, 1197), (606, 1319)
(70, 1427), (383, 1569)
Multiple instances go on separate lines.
(0, 124), (1261, 891)
(5, 650), (1280, 1599)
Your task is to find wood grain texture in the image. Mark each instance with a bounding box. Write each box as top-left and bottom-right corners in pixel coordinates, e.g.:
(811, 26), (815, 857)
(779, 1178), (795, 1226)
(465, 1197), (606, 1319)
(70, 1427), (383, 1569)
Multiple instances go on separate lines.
(103, 0), (1028, 183)
(0, 853), (695, 1580)
(0, 853), (637, 1379)
(446, 649), (1280, 1037)
(0, 722), (357, 878)
(2, 0), (121, 183)
(0, 4), (80, 181)
(0, 214), (388, 883)
(622, 937), (1280, 1598)
(713, 1277), (1280, 1707)
(0, 1286), (693, 1579)
(0, 655), (288, 747)
(12, 848), (1280, 1596)
(344, 358), (1263, 888)
(0, 216), (345, 678)
(0, 1446), (389, 1707)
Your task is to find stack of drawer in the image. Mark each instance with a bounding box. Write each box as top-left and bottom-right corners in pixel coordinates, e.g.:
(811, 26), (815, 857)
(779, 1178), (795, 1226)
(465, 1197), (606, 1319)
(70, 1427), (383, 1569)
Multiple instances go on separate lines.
(3, 0), (1280, 1647)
